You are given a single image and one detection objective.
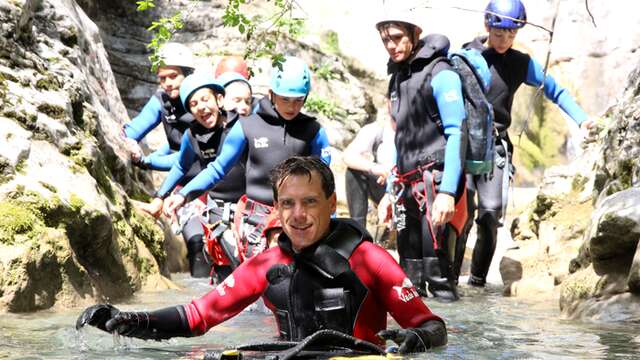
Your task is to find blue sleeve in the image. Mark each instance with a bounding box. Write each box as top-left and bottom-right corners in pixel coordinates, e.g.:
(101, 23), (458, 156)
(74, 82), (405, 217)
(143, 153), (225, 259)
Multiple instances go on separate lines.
(525, 58), (587, 125)
(310, 127), (331, 165)
(144, 143), (176, 171)
(178, 121), (247, 198)
(431, 70), (465, 195)
(156, 134), (197, 198)
(123, 96), (164, 141)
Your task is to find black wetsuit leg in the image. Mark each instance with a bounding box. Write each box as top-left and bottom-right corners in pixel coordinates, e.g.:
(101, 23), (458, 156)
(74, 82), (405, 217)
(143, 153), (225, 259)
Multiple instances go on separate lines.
(181, 216), (211, 278)
(345, 168), (386, 227)
(469, 152), (506, 286)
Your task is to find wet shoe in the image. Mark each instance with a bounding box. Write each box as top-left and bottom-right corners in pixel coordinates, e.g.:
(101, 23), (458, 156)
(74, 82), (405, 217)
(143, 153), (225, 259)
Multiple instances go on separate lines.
(468, 274), (486, 287)
(423, 257), (459, 302)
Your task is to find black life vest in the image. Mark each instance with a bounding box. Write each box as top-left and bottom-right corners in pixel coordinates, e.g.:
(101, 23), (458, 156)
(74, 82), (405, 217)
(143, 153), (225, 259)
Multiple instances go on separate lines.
(264, 219), (371, 341)
(155, 90), (193, 151)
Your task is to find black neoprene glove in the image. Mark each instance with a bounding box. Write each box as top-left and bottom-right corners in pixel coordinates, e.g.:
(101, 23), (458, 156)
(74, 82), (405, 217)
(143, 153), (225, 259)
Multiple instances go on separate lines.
(76, 304), (193, 341)
(377, 320), (447, 354)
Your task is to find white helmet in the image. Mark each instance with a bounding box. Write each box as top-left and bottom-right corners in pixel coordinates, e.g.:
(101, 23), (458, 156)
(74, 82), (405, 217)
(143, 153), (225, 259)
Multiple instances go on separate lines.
(374, 0), (427, 33)
(158, 42), (194, 69)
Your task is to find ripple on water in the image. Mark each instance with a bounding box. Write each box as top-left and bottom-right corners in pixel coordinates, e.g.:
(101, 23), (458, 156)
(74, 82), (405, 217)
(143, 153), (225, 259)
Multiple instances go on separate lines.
(1, 274), (640, 359)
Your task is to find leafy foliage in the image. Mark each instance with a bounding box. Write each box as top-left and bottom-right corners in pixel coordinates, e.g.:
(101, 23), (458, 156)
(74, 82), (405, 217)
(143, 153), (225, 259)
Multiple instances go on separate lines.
(137, 0), (306, 72)
(304, 95), (343, 119)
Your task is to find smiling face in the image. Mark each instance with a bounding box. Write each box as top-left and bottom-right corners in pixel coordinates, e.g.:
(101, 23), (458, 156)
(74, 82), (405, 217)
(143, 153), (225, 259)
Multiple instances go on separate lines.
(378, 22), (420, 63)
(223, 81), (252, 116)
(275, 171), (336, 252)
(271, 92), (305, 121)
(486, 26), (518, 54)
(157, 66), (185, 99)
(188, 87), (225, 128)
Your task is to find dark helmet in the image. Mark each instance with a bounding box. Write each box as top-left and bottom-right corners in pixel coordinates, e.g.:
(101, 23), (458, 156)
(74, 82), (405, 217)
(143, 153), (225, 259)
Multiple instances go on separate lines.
(485, 0), (527, 29)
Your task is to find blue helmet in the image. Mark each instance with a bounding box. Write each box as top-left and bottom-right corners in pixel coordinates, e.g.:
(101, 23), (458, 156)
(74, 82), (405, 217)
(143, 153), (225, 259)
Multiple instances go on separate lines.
(485, 0), (527, 29)
(270, 56), (311, 97)
(216, 71), (252, 91)
(179, 73), (225, 113)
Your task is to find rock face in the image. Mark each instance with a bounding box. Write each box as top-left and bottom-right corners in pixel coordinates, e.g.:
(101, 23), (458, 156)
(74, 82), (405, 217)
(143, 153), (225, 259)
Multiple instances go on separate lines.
(0, 0), (184, 312)
(507, 59), (640, 322)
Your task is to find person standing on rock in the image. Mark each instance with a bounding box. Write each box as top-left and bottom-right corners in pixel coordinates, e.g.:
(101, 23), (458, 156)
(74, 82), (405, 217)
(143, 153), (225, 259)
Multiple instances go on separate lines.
(163, 56), (331, 262)
(459, 0), (595, 287)
(376, 7), (468, 302)
(121, 42), (195, 171)
(76, 156), (447, 354)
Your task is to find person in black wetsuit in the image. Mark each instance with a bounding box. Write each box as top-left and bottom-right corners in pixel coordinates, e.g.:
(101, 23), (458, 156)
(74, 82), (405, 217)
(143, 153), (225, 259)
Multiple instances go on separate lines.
(458, 0), (594, 287)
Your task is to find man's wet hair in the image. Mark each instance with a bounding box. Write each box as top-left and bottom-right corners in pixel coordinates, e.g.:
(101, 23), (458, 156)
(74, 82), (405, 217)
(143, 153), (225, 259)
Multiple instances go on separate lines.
(270, 156), (334, 202)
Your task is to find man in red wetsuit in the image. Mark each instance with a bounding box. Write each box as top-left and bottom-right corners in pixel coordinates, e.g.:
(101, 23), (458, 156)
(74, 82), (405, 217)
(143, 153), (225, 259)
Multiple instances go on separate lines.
(76, 156), (447, 354)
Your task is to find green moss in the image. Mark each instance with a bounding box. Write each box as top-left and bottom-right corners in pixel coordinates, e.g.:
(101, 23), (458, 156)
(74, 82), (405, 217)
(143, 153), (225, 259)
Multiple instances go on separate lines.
(0, 157), (13, 184)
(130, 211), (165, 265)
(39, 181), (57, 193)
(0, 200), (44, 245)
(37, 103), (66, 120)
(68, 193), (85, 213)
(14, 158), (26, 174)
(320, 30), (340, 55)
(617, 158), (635, 190)
(571, 174), (588, 193)
(35, 74), (61, 91)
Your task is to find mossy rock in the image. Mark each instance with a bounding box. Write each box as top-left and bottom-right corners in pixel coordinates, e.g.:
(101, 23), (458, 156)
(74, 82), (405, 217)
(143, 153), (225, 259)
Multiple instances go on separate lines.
(0, 200), (44, 245)
(35, 74), (61, 91)
(36, 103), (67, 120)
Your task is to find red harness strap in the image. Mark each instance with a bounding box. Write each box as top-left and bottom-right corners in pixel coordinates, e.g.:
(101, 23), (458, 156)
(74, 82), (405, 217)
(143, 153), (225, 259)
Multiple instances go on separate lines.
(396, 163), (468, 250)
(233, 195), (279, 261)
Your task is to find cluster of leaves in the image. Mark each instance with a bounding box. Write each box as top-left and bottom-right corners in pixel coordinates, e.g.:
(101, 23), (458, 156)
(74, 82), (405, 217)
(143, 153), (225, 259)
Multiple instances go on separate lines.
(313, 63), (339, 81)
(304, 95), (342, 119)
(137, 0), (306, 72)
(223, 0), (304, 68)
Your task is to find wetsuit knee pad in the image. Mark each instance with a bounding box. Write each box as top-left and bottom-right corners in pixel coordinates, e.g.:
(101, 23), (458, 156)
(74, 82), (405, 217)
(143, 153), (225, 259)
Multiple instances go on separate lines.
(476, 209), (502, 228)
(185, 234), (204, 257)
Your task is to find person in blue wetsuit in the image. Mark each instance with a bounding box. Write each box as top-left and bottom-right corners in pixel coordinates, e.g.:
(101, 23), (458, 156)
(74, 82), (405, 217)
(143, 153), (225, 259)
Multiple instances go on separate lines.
(459, 0), (594, 288)
(163, 56), (331, 261)
(121, 42), (195, 171)
(377, 9), (467, 301)
(138, 73), (253, 279)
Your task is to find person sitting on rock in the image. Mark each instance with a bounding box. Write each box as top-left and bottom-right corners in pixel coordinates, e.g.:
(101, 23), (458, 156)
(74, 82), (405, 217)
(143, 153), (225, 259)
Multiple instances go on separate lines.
(76, 156), (448, 354)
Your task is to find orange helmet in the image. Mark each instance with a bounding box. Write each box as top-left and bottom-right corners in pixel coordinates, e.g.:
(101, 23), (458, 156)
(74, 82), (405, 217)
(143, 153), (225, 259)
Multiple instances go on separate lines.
(214, 56), (250, 80)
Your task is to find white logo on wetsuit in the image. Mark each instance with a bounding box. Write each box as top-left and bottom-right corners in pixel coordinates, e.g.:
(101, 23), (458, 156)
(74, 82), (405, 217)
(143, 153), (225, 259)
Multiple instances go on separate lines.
(321, 147), (331, 159)
(393, 277), (419, 303)
(201, 148), (217, 159)
(254, 137), (269, 148)
(215, 274), (235, 296)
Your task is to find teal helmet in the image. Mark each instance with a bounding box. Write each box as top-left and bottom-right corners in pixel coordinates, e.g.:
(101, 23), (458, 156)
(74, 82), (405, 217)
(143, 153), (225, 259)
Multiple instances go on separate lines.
(216, 71), (252, 91)
(179, 74), (225, 113)
(270, 56), (311, 97)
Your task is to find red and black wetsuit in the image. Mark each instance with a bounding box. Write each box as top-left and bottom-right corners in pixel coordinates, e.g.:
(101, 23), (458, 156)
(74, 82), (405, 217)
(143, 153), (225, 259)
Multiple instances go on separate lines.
(182, 219), (443, 345)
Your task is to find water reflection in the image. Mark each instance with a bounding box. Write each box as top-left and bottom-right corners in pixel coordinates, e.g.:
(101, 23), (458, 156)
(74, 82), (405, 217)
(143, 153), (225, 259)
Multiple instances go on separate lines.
(0, 274), (639, 359)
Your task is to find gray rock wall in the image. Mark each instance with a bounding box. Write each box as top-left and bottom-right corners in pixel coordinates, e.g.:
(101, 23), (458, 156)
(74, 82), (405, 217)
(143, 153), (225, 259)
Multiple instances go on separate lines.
(0, 0), (184, 312)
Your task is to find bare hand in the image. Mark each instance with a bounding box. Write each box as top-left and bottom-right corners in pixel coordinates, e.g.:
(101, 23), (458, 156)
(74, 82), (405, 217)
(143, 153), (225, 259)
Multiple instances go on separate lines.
(370, 163), (391, 185)
(163, 194), (185, 219)
(137, 198), (163, 218)
(124, 138), (144, 162)
(377, 194), (393, 228)
(431, 193), (455, 227)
